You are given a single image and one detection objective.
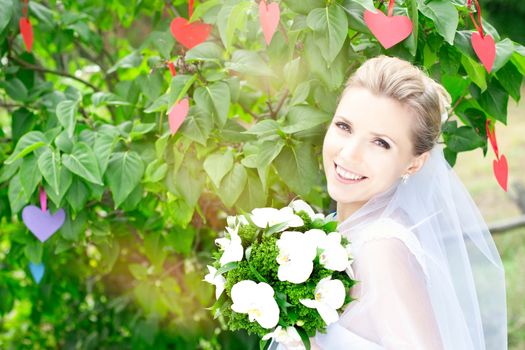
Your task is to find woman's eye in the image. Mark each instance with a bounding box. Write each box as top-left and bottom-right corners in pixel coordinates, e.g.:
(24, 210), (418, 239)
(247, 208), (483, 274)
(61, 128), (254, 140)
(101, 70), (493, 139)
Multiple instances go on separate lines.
(335, 122), (390, 149)
(375, 139), (390, 149)
(335, 122), (350, 132)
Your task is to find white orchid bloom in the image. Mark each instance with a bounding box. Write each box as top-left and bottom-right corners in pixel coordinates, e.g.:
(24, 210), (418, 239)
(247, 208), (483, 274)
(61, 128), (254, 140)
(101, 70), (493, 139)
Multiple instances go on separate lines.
(262, 326), (305, 350)
(304, 230), (350, 272)
(289, 199), (325, 221)
(215, 225), (243, 266)
(250, 206), (304, 230)
(276, 231), (317, 284)
(227, 215), (249, 228)
(231, 280), (280, 329)
(300, 276), (346, 326)
(203, 265), (226, 300)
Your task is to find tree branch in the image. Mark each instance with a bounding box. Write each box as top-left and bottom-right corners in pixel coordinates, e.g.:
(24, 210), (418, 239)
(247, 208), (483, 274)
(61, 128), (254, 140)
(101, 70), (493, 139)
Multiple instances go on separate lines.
(9, 55), (99, 91)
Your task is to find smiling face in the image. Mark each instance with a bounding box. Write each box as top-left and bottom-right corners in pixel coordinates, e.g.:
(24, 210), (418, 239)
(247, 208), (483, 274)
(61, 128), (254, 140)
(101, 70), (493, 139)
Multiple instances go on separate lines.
(322, 86), (429, 220)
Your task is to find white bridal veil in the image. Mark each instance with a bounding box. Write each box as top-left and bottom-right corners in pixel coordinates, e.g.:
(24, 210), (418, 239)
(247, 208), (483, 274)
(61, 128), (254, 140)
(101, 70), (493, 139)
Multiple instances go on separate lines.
(322, 142), (508, 349)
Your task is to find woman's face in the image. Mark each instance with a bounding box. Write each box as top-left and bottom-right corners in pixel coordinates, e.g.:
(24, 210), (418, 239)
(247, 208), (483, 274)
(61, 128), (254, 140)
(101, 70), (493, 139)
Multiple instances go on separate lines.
(322, 86), (428, 216)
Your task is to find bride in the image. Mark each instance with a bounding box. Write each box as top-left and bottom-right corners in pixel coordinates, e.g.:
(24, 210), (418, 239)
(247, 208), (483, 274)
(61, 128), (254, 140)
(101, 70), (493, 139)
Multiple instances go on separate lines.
(272, 55), (507, 349)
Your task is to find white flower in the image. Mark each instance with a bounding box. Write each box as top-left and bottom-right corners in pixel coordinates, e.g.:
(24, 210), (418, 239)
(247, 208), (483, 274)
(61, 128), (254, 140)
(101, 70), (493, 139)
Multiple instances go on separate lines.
(300, 276), (346, 326)
(203, 265), (226, 300)
(215, 225), (243, 266)
(227, 215), (249, 228)
(289, 199), (325, 221)
(276, 231), (317, 284)
(250, 206), (304, 230)
(262, 326), (305, 350)
(231, 280), (280, 329)
(304, 230), (350, 272)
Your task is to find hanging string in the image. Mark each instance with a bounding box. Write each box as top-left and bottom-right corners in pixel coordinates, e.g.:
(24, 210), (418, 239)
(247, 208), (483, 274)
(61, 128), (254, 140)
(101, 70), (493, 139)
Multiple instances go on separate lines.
(22, 0), (29, 19)
(387, 0), (395, 17)
(467, 0), (484, 38)
(189, 0), (194, 19)
(39, 186), (47, 212)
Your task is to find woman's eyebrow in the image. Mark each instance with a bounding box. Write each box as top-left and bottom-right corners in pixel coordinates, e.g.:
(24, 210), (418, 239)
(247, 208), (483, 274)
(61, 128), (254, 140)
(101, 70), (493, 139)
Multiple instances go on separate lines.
(334, 115), (397, 146)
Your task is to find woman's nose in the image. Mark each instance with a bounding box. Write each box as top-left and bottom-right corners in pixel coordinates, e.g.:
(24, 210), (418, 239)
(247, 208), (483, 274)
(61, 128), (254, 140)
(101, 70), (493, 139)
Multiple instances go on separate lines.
(338, 137), (365, 163)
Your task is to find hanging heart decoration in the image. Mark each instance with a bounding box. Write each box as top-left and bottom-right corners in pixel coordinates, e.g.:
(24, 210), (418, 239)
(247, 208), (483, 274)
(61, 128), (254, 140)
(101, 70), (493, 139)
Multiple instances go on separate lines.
(486, 120), (508, 192)
(364, 0), (413, 49)
(29, 262), (45, 284)
(168, 61), (177, 77)
(21, 187), (66, 242)
(19, 0), (33, 53)
(168, 97), (190, 135)
(259, 0), (280, 45)
(170, 1), (211, 50)
(468, 0), (496, 73)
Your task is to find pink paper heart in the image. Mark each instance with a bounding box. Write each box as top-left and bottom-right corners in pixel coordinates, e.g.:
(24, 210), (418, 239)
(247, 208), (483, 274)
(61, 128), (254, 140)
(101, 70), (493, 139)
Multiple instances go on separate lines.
(493, 154), (508, 192)
(22, 205), (65, 242)
(472, 32), (496, 73)
(364, 9), (412, 49)
(259, 0), (280, 45)
(485, 119), (499, 159)
(168, 97), (189, 135)
(19, 17), (34, 53)
(170, 17), (212, 50)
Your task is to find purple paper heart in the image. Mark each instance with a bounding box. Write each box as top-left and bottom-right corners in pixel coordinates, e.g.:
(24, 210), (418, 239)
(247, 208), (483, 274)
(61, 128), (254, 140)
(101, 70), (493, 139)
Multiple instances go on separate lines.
(22, 205), (66, 242)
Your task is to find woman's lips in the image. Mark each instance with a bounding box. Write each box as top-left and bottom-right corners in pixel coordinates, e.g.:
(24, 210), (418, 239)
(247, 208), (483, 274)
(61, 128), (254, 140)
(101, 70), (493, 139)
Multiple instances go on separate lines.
(334, 163), (368, 184)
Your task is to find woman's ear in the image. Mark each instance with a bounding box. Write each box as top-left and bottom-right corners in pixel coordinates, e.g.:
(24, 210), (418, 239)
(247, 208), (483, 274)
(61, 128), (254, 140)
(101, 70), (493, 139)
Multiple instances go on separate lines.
(406, 151), (430, 175)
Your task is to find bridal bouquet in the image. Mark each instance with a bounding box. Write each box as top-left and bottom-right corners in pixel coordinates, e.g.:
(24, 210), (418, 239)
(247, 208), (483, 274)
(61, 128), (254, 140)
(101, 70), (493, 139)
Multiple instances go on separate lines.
(204, 199), (357, 350)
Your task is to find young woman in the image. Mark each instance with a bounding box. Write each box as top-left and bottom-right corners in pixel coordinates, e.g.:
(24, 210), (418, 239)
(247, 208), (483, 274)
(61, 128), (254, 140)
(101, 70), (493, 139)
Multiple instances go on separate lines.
(278, 55), (507, 349)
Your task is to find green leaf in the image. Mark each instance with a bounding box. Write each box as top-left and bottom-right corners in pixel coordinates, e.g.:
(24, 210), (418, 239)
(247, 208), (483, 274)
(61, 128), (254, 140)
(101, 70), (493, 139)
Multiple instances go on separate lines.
(186, 42), (223, 62)
(190, 0), (221, 21)
(55, 130), (74, 153)
(0, 79), (28, 102)
(417, 0), (458, 45)
(203, 150), (234, 188)
(129, 263), (149, 280)
(241, 120), (280, 139)
(445, 125), (484, 152)
(461, 55), (487, 91)
(215, 262), (239, 276)
(105, 152), (145, 208)
(168, 74), (197, 107)
(144, 159), (168, 183)
(307, 4), (348, 64)
(226, 50), (275, 77)
(225, 1), (252, 52)
(257, 140), (285, 168)
(94, 131), (118, 175)
(274, 141), (319, 198)
(492, 38), (515, 73)
(174, 157), (206, 208)
(179, 106), (214, 146)
(62, 142), (103, 185)
(11, 108), (35, 143)
(0, 0), (13, 34)
(236, 170), (267, 212)
(44, 166), (72, 207)
(495, 61), (522, 102)
(19, 155), (41, 201)
(5, 131), (47, 164)
(107, 51), (143, 73)
(24, 240), (44, 265)
(59, 210), (87, 241)
(37, 147), (61, 196)
(144, 232), (167, 268)
(478, 79), (509, 124)
(282, 106), (332, 133)
(66, 176), (89, 213)
(92, 92), (131, 107)
(56, 100), (79, 138)
(194, 82), (231, 127)
(216, 163), (248, 208)
(8, 174), (27, 215)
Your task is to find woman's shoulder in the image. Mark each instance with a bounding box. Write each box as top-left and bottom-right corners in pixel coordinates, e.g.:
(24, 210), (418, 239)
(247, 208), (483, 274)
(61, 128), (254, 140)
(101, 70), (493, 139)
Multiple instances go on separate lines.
(351, 217), (431, 284)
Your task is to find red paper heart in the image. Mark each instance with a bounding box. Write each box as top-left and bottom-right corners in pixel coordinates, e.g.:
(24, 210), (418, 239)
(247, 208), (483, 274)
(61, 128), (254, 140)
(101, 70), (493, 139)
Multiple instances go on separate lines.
(471, 32), (496, 73)
(364, 9), (412, 49)
(485, 119), (499, 158)
(168, 97), (189, 135)
(19, 17), (34, 53)
(170, 17), (211, 50)
(168, 61), (177, 77)
(259, 0), (280, 45)
(493, 154), (508, 192)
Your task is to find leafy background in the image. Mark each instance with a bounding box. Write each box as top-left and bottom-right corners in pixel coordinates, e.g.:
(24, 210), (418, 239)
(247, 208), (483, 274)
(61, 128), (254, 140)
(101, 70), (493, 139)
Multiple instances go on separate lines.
(0, 0), (524, 348)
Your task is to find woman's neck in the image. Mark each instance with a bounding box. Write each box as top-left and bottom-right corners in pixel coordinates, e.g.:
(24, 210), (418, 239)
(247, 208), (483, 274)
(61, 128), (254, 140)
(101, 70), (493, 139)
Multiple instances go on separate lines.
(336, 200), (366, 223)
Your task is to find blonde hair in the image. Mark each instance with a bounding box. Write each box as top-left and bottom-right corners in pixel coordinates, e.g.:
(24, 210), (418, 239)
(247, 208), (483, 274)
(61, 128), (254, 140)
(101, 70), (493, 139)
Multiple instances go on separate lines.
(339, 55), (452, 156)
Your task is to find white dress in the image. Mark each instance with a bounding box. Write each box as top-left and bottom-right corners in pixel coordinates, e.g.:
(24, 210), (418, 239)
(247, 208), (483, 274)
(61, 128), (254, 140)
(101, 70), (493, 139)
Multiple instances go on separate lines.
(313, 217), (444, 350)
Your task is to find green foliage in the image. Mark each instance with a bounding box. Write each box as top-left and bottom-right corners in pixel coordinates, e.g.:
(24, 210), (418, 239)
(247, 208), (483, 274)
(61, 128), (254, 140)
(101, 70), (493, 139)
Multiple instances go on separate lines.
(0, 0), (523, 348)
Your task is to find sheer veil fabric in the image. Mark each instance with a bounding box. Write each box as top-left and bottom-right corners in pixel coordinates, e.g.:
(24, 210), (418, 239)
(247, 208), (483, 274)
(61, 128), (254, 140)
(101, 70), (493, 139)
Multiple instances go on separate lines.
(271, 143), (507, 349)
